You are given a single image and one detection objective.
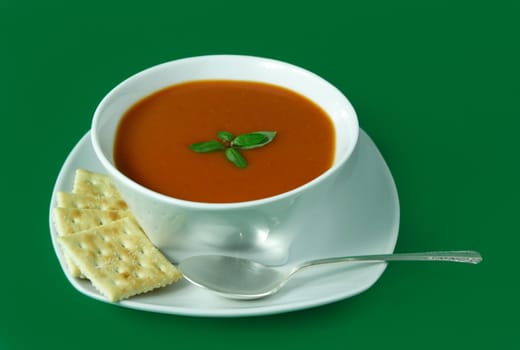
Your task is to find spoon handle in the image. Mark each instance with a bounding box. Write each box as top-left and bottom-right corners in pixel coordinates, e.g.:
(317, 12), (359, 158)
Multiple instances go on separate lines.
(297, 250), (482, 271)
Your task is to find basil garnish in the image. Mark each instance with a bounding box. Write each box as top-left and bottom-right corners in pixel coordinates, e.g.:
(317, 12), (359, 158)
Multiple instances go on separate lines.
(189, 140), (225, 153)
(231, 131), (276, 149)
(189, 130), (277, 169)
(225, 147), (247, 168)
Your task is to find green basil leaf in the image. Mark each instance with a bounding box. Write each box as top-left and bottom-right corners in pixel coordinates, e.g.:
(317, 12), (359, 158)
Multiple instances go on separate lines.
(217, 131), (235, 142)
(189, 140), (225, 153)
(225, 147), (247, 168)
(231, 131), (277, 149)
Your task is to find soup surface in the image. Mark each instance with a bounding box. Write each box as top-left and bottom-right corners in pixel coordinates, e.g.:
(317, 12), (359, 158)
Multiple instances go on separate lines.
(114, 80), (335, 203)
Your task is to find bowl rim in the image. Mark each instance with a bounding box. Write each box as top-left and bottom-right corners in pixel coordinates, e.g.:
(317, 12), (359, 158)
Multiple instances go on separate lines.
(91, 54), (359, 209)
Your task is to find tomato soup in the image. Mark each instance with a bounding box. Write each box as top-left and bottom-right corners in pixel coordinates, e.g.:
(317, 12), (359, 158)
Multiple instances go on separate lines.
(114, 80), (335, 203)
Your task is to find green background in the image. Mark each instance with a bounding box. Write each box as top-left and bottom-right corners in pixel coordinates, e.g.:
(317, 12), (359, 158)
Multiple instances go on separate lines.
(2, 0), (518, 349)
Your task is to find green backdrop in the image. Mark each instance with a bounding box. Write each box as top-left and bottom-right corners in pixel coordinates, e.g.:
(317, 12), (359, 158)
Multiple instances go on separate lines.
(2, 0), (518, 349)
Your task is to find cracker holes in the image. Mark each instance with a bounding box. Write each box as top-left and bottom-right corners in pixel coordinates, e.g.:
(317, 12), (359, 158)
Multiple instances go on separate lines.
(96, 248), (110, 256)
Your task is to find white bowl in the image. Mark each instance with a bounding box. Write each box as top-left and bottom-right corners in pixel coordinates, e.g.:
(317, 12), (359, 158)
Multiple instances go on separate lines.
(91, 55), (359, 264)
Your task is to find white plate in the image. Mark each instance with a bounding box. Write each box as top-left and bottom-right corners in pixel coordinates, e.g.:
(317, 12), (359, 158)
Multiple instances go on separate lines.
(49, 129), (399, 317)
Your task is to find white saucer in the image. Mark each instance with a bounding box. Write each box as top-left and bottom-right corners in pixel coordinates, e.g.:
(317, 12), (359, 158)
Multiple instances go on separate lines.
(49, 129), (399, 317)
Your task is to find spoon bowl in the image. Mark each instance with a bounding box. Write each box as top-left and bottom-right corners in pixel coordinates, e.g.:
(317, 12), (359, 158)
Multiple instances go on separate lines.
(178, 251), (482, 299)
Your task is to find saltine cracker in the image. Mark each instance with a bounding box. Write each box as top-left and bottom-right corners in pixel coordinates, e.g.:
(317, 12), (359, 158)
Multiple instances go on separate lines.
(57, 218), (181, 302)
(72, 169), (122, 199)
(56, 192), (128, 211)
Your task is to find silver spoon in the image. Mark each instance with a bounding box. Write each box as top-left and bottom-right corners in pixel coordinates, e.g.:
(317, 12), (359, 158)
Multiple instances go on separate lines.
(178, 251), (482, 300)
